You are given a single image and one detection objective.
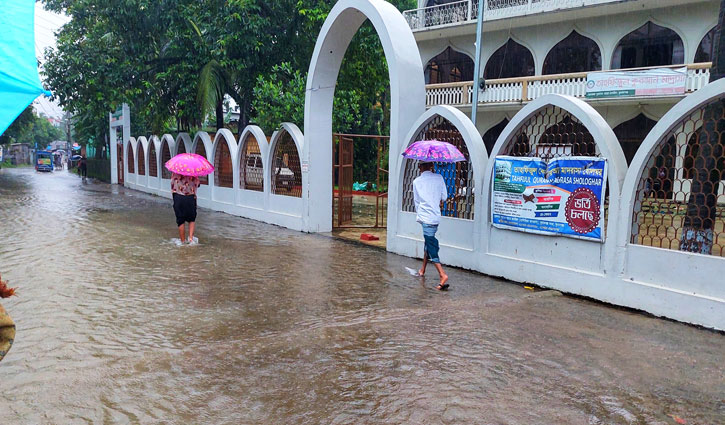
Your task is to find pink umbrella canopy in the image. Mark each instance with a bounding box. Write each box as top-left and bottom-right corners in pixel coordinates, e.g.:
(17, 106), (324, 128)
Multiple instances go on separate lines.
(402, 140), (465, 163)
(165, 153), (214, 177)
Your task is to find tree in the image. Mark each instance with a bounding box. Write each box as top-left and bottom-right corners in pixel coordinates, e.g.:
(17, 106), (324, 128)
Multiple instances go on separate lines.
(680, 0), (725, 254)
(0, 106), (63, 147)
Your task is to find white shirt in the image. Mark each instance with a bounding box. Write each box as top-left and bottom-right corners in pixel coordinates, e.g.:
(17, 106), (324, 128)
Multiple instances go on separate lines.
(413, 170), (448, 225)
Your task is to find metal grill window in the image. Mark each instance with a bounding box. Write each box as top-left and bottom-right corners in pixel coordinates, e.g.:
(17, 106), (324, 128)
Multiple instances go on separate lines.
(271, 131), (302, 198)
(214, 141), (233, 188)
(127, 144), (134, 173)
(161, 142), (172, 179)
(137, 146), (145, 175)
(401, 116), (475, 220)
(631, 97), (725, 257)
(239, 134), (263, 192)
(148, 144), (158, 177)
(194, 142), (208, 185)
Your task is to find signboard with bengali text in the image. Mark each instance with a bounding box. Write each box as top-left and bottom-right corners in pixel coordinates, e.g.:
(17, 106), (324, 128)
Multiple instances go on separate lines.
(585, 67), (687, 99)
(491, 156), (608, 242)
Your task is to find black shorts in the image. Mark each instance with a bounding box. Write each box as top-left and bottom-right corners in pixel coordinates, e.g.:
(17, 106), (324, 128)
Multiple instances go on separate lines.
(173, 193), (197, 226)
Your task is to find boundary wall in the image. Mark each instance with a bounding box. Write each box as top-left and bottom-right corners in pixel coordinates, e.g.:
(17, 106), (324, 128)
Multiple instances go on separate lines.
(113, 0), (724, 330)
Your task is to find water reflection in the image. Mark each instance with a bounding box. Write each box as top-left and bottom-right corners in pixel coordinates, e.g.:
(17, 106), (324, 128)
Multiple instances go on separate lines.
(0, 168), (722, 424)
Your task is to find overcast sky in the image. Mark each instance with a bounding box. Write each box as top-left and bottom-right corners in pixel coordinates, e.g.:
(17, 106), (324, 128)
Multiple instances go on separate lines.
(33, 3), (71, 119)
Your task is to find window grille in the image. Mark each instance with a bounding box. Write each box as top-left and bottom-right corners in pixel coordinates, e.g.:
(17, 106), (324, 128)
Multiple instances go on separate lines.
(401, 116), (475, 220)
(137, 146), (145, 175)
(214, 141), (233, 188)
(148, 144), (158, 177)
(161, 141), (172, 179)
(271, 131), (302, 197)
(127, 144), (134, 173)
(631, 97), (725, 257)
(195, 142), (208, 185)
(240, 134), (264, 192)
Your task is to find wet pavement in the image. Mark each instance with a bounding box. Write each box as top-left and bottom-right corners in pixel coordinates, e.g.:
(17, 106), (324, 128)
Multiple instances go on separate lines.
(0, 168), (723, 424)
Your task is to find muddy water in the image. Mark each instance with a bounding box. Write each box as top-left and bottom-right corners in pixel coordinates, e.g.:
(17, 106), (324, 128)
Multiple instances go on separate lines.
(0, 168), (723, 424)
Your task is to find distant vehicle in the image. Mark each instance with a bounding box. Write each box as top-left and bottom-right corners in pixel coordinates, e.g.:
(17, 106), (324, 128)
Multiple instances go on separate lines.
(243, 153), (264, 190)
(273, 158), (296, 191)
(35, 150), (54, 172)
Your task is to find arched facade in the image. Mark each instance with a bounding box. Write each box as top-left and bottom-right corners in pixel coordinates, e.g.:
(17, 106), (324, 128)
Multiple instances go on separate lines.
(389, 105), (487, 270)
(303, 0), (426, 233)
(237, 126), (268, 194)
(212, 129), (236, 192)
(175, 133), (191, 155)
(619, 79), (725, 317)
(160, 134), (175, 181)
(270, 126), (303, 198)
(136, 136), (147, 184)
(126, 138), (135, 175)
(191, 132), (213, 203)
(483, 119), (509, 155)
(192, 132), (212, 187)
(425, 46), (474, 85)
(695, 27), (716, 63)
(484, 38), (535, 80)
(148, 137), (159, 178)
(543, 31), (602, 75)
(482, 94), (627, 276)
(611, 21), (684, 69)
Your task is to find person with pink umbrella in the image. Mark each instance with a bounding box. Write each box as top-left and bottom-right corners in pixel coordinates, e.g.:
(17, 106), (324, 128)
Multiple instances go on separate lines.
(165, 153), (214, 244)
(403, 140), (466, 291)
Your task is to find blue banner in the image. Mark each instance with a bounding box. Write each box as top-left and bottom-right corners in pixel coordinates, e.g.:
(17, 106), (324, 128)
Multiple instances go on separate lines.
(491, 156), (608, 242)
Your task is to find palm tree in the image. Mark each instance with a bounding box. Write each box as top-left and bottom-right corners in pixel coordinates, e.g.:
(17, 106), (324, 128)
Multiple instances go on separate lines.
(680, 0), (725, 254)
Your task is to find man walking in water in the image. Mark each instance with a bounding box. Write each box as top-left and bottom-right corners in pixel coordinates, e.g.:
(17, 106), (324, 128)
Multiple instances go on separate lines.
(413, 162), (449, 290)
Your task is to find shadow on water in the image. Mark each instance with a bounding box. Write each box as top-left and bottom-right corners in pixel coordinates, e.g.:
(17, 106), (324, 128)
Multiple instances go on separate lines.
(0, 168), (723, 424)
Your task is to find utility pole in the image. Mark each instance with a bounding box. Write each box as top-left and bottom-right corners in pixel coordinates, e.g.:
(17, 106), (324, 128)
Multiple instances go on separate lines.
(471, 0), (485, 126)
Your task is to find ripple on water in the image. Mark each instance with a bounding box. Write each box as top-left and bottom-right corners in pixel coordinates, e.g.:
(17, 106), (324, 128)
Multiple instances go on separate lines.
(0, 169), (723, 424)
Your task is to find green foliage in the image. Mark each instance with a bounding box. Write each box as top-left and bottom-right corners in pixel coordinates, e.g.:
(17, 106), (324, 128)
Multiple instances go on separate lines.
(0, 106), (64, 147)
(41, 0), (416, 172)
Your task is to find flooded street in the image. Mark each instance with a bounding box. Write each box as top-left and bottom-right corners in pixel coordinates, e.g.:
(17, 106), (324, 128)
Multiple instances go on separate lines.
(0, 168), (723, 424)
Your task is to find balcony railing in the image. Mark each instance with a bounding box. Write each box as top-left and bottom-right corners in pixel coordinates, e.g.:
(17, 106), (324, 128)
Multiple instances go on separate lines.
(424, 63), (712, 107)
(404, 0), (625, 31)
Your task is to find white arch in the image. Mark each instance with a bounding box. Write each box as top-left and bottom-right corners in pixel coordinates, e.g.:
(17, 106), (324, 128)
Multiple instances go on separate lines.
(211, 129), (238, 203)
(692, 24), (718, 63)
(124, 136), (137, 187)
(191, 131), (213, 158)
(617, 78), (725, 311)
(483, 94), (627, 274)
(175, 133), (192, 155)
(147, 135), (161, 190)
(160, 134), (176, 163)
(303, 0), (426, 233)
(388, 105), (488, 269)
(236, 125), (270, 198)
(619, 78), (725, 252)
(268, 123), (304, 196)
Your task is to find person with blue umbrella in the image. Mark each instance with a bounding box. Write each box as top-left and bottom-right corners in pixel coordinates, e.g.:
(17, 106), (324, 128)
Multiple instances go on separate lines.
(403, 140), (466, 291)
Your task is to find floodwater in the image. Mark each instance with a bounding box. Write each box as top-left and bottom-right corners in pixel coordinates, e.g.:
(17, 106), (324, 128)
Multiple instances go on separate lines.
(0, 168), (723, 425)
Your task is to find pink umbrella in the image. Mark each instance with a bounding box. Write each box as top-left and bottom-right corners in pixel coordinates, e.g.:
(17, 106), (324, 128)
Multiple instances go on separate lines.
(403, 140), (465, 163)
(165, 153), (214, 177)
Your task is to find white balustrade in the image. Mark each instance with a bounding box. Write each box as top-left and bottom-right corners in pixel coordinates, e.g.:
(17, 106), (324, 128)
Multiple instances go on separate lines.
(404, 0), (625, 31)
(424, 64), (713, 107)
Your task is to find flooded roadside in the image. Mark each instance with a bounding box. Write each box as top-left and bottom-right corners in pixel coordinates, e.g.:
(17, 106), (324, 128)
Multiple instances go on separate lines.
(0, 168), (723, 424)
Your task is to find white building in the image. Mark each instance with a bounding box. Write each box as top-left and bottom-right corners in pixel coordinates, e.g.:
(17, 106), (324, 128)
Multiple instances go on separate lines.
(406, 0), (715, 161)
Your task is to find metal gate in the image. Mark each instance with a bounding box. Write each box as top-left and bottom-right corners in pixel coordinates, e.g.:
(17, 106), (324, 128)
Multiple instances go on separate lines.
(334, 135), (354, 226)
(332, 134), (389, 229)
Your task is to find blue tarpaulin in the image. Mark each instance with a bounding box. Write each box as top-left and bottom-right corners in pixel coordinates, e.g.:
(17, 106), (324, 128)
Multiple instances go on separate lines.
(0, 1), (51, 136)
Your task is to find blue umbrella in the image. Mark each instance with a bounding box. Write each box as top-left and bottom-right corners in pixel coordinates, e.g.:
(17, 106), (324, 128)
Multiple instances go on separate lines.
(0, 1), (52, 136)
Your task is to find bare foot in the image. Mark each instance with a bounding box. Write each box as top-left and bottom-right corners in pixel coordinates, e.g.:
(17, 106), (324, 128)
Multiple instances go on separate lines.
(418, 269), (425, 277)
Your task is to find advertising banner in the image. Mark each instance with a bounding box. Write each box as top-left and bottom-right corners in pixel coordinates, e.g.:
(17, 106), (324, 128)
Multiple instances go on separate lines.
(585, 67), (687, 99)
(492, 156), (608, 242)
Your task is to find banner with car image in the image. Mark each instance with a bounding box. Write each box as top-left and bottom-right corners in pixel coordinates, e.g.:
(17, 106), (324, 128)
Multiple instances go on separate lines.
(491, 156), (608, 242)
